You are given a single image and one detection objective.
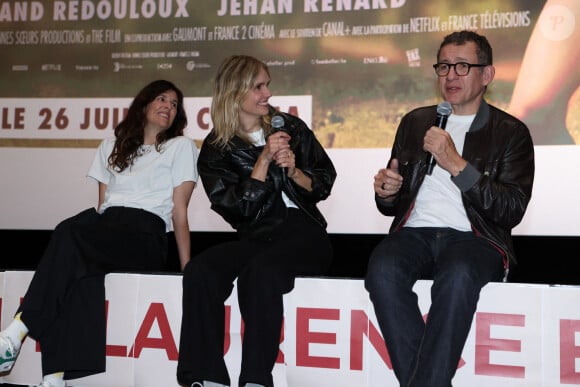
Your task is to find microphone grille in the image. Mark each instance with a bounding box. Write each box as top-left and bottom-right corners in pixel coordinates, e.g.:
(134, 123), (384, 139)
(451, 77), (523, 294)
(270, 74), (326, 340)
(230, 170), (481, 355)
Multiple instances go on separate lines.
(437, 101), (452, 116)
(271, 115), (284, 129)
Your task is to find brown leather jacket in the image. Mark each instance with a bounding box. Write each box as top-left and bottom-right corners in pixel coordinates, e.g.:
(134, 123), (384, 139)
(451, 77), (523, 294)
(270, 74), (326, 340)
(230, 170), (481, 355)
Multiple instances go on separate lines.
(377, 100), (535, 272)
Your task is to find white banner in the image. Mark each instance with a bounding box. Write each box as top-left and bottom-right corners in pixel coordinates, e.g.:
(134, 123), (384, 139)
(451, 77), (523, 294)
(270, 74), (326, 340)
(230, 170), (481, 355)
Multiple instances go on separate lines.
(1, 273), (579, 386)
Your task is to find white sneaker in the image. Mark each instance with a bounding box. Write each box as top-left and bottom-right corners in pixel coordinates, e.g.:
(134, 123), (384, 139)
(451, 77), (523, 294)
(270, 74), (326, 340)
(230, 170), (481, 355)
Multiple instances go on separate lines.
(0, 332), (20, 372)
(36, 381), (67, 387)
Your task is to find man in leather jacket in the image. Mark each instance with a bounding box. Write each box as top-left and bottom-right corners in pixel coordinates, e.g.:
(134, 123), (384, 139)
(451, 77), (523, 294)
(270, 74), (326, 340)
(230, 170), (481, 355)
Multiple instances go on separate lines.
(365, 31), (534, 387)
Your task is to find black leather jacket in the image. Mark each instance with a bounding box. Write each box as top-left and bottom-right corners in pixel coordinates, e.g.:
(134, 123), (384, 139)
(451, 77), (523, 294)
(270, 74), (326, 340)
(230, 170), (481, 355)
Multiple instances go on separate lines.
(377, 100), (535, 271)
(198, 110), (336, 240)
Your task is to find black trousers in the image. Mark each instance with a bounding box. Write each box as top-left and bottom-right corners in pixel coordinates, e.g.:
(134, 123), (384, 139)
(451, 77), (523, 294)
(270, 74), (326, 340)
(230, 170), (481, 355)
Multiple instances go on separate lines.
(18, 206), (167, 379)
(177, 209), (333, 387)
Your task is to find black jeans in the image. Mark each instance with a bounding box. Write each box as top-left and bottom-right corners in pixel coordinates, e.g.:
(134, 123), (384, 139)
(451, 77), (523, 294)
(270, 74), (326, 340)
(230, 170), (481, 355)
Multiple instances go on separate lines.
(18, 206), (167, 379)
(365, 227), (504, 387)
(177, 209), (333, 387)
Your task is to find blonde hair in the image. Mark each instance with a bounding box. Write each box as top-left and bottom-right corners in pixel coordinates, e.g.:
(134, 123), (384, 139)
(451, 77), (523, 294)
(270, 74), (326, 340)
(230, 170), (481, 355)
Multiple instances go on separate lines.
(210, 55), (273, 149)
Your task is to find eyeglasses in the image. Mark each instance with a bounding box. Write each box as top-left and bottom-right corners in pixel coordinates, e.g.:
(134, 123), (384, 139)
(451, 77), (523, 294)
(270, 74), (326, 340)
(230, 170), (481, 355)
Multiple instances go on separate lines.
(432, 62), (487, 77)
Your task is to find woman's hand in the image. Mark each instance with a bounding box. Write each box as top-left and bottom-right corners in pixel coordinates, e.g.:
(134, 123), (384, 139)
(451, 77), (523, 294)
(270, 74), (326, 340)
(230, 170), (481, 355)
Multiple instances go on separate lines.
(274, 147), (295, 175)
(252, 130), (291, 181)
(264, 131), (291, 162)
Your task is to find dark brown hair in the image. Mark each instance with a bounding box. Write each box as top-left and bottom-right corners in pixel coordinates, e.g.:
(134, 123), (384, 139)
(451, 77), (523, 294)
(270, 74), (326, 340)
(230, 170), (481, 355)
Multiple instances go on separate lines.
(438, 30), (493, 65)
(108, 80), (187, 171)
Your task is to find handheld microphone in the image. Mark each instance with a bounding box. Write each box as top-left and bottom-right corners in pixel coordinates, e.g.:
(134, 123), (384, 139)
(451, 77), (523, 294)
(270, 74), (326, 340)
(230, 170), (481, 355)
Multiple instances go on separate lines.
(426, 101), (452, 175)
(271, 115), (285, 132)
(271, 115), (287, 175)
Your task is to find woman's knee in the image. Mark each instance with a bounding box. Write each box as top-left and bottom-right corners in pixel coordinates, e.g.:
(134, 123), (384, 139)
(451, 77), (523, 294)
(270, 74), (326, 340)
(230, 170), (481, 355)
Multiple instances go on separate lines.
(183, 258), (214, 285)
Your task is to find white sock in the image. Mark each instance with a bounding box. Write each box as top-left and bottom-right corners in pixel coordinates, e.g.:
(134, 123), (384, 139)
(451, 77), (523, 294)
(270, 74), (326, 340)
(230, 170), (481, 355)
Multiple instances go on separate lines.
(2, 313), (29, 349)
(244, 384), (265, 387)
(43, 372), (65, 387)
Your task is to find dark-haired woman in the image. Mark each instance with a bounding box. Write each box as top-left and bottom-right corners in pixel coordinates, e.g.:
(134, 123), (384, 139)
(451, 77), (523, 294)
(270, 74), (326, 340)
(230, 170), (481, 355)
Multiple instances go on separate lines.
(0, 79), (198, 387)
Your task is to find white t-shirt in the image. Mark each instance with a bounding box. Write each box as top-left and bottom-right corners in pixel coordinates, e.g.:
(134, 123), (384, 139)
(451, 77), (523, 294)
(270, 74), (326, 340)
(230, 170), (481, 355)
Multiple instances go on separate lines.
(405, 113), (474, 231)
(87, 136), (199, 231)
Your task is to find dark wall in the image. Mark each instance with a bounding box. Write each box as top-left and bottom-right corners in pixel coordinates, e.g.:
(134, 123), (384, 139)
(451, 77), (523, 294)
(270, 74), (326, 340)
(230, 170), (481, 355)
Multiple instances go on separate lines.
(0, 230), (578, 285)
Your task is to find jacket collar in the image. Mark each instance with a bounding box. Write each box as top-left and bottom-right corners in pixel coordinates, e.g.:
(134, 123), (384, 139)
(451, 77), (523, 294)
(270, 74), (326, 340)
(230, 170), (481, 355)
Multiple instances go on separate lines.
(468, 99), (490, 133)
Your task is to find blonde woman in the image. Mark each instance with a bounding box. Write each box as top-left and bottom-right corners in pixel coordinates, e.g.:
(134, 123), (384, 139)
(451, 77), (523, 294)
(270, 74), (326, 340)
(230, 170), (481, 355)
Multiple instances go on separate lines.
(177, 55), (336, 387)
